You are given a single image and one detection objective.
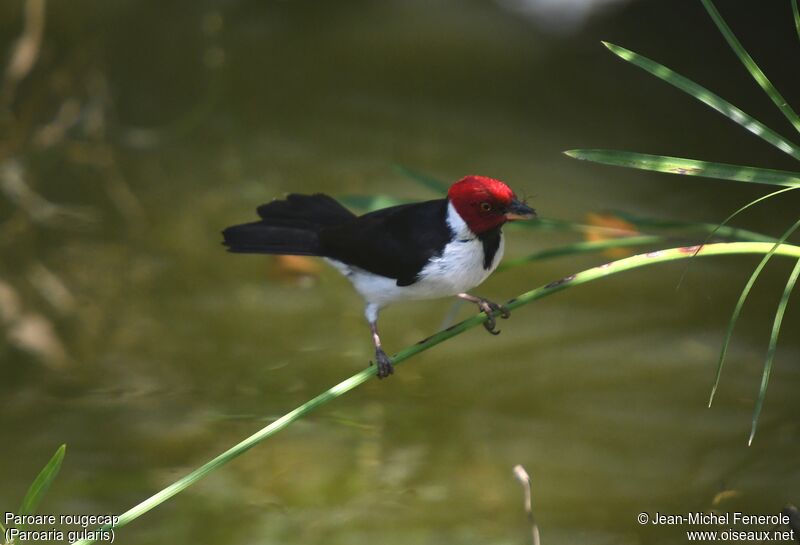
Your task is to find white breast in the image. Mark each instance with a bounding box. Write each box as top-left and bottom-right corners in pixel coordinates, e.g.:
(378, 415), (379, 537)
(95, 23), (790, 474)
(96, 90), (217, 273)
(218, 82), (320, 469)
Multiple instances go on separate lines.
(325, 202), (504, 311)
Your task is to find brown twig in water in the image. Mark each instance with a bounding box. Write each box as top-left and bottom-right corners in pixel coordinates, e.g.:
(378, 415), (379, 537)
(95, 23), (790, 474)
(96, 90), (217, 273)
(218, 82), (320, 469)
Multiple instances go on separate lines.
(513, 465), (541, 545)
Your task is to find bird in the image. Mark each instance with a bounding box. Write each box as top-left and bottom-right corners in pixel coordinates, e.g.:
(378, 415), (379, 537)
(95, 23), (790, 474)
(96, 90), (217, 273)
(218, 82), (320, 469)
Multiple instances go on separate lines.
(222, 175), (536, 378)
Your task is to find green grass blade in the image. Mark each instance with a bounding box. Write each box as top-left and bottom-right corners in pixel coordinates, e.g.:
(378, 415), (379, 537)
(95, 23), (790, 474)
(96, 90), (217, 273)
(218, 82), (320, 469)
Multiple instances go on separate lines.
(709, 218), (800, 408)
(71, 242), (800, 545)
(701, 0), (800, 135)
(793, 0), (800, 42)
(511, 217), (641, 237)
(498, 235), (663, 271)
(696, 187), (798, 251)
(524, 217), (615, 233)
(394, 165), (449, 194)
(503, 207), (782, 274)
(521, 209), (773, 242)
(749, 257), (800, 445)
(601, 42), (800, 161)
(0, 519), (5, 535)
(564, 150), (800, 187)
(611, 210), (778, 244)
(675, 187), (798, 289)
(339, 194), (409, 211)
(18, 444), (66, 523)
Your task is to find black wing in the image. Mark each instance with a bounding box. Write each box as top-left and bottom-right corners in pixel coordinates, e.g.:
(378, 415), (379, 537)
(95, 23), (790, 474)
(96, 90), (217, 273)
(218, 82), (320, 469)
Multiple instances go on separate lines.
(319, 199), (453, 286)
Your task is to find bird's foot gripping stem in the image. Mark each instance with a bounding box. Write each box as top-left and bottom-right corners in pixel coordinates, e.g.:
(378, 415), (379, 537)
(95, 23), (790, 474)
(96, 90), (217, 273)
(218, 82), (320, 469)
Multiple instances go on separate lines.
(477, 298), (511, 335)
(373, 347), (394, 379)
(458, 294), (510, 335)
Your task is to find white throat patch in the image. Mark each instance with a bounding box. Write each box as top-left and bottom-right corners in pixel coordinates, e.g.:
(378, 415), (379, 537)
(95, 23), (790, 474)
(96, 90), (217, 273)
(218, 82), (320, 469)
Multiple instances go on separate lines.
(445, 201), (475, 240)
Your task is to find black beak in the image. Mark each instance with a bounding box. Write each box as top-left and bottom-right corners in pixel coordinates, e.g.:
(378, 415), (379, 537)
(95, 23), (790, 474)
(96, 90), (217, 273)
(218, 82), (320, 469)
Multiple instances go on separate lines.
(505, 199), (537, 221)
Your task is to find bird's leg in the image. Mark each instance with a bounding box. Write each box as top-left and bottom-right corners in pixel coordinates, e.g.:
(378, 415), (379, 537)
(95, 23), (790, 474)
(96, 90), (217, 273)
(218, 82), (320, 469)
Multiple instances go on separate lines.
(365, 303), (393, 378)
(369, 320), (394, 378)
(457, 292), (511, 335)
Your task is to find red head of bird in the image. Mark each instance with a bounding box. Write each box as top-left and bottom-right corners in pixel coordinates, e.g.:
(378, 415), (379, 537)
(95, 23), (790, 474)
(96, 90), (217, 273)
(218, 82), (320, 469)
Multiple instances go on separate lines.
(447, 175), (536, 234)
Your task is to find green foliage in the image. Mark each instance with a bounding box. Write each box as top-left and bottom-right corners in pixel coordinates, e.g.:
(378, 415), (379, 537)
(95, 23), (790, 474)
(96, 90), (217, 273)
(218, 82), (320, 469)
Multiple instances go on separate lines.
(692, 188), (799, 250)
(567, 1), (800, 444)
(601, 41), (800, 160)
(14, 444), (66, 535)
(674, 187), (798, 290)
(2, 445), (66, 542)
(338, 194), (408, 211)
(497, 236), (663, 271)
(751, 257), (800, 445)
(563, 150), (800, 187)
(701, 0), (800, 134)
(611, 209), (780, 243)
(393, 165), (450, 194)
(710, 220), (800, 419)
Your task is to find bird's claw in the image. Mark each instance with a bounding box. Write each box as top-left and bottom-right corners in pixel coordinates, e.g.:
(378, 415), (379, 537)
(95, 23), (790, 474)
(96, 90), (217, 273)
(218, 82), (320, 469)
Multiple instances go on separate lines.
(476, 298), (510, 335)
(373, 348), (394, 379)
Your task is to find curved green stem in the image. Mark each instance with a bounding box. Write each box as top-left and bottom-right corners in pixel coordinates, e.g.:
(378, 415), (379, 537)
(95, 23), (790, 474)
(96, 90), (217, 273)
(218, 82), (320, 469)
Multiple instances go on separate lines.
(709, 219), (800, 408)
(72, 242), (800, 545)
(748, 257), (800, 445)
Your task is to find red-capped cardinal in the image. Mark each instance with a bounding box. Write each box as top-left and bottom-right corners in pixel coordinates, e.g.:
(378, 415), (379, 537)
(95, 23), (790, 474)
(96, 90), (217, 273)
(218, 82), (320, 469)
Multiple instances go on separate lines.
(223, 175), (536, 378)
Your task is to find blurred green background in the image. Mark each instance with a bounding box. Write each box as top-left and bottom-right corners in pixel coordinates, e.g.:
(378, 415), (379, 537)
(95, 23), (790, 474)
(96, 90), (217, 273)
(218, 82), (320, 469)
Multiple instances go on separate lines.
(1, 1), (798, 543)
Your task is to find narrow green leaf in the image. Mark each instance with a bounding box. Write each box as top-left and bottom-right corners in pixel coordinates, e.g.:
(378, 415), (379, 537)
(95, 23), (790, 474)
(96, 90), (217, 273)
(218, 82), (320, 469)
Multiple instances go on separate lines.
(498, 235), (663, 271)
(601, 42), (800, 161)
(701, 0), (800, 135)
(18, 444), (66, 519)
(611, 209), (779, 243)
(503, 208), (781, 274)
(793, 0), (800, 42)
(675, 187), (798, 290)
(393, 165), (449, 194)
(518, 212), (690, 236)
(565, 149), (800, 187)
(749, 257), (800, 445)
(0, 519), (5, 535)
(696, 187), (798, 251)
(503, 210), (779, 280)
(510, 216), (638, 236)
(709, 218), (800, 408)
(338, 194), (408, 211)
(70, 242), (800, 545)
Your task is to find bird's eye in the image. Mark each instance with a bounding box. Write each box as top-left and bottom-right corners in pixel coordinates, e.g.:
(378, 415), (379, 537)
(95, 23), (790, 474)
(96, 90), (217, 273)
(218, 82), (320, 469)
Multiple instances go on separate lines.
(480, 202), (492, 212)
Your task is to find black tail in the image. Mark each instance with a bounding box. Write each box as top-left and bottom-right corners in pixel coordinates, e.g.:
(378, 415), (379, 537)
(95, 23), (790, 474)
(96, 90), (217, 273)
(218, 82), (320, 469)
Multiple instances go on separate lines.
(222, 193), (355, 256)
